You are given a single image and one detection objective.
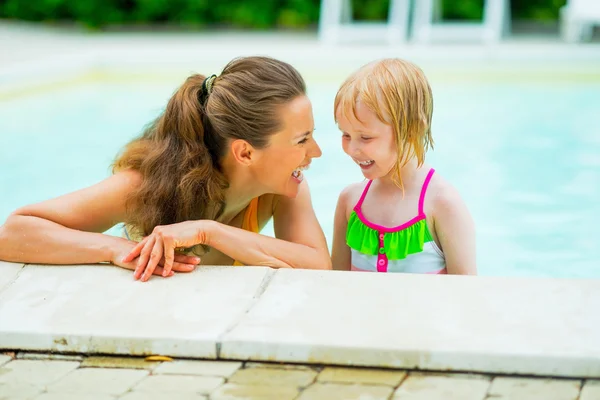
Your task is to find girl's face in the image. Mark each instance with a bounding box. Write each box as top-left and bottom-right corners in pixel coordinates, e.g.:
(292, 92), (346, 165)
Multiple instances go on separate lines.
(337, 101), (397, 181)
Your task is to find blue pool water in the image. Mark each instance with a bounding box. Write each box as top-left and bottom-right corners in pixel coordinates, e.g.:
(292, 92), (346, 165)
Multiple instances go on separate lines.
(1, 73), (599, 278)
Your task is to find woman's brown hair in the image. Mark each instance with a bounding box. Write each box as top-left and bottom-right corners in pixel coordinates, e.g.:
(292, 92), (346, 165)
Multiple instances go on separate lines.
(112, 56), (306, 237)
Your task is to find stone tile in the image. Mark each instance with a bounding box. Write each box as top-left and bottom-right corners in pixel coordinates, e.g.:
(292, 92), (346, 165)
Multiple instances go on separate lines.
(244, 362), (318, 371)
(581, 380), (600, 400)
(298, 383), (393, 400)
(82, 356), (160, 370)
(317, 367), (406, 386)
(0, 360), (80, 386)
(0, 261), (24, 292)
(17, 352), (84, 362)
(0, 382), (42, 400)
(210, 383), (299, 400)
(132, 375), (223, 394)
(221, 270), (600, 377)
(488, 377), (581, 400)
(0, 265), (273, 358)
(0, 354), (12, 366)
(414, 372), (486, 377)
(393, 373), (490, 400)
(120, 393), (207, 400)
(47, 368), (148, 395)
(153, 360), (242, 377)
(34, 394), (115, 400)
(229, 367), (317, 388)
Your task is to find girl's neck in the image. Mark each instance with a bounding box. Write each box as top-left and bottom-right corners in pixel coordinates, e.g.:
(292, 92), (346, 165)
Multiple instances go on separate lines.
(376, 157), (424, 190)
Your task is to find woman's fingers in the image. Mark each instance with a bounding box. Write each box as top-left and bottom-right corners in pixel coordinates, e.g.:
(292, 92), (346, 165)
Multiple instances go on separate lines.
(162, 254), (199, 272)
(127, 237), (200, 281)
(170, 261), (196, 272)
(174, 254), (201, 265)
(122, 237), (148, 263)
(132, 260), (191, 281)
(141, 236), (164, 282)
(153, 266), (175, 278)
(161, 236), (176, 277)
(134, 236), (156, 280)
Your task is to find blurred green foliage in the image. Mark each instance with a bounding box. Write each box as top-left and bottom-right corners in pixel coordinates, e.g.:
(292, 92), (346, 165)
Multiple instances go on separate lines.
(0, 0), (567, 29)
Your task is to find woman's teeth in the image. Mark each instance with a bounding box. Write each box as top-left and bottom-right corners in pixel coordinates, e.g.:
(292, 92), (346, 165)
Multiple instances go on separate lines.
(358, 160), (374, 166)
(292, 164), (309, 179)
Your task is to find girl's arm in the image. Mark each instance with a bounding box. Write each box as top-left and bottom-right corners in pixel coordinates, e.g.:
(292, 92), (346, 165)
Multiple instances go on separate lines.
(332, 187), (351, 271)
(433, 185), (477, 275)
(127, 179), (332, 280)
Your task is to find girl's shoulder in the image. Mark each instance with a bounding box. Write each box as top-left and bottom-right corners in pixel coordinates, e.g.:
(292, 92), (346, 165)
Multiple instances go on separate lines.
(424, 171), (468, 218)
(338, 180), (369, 214)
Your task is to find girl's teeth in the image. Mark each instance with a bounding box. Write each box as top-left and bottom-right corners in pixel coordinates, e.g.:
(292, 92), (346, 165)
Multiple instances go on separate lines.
(359, 160), (374, 165)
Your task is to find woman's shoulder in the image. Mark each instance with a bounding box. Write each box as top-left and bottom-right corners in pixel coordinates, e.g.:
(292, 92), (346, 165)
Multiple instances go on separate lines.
(113, 168), (143, 186)
(85, 168), (143, 201)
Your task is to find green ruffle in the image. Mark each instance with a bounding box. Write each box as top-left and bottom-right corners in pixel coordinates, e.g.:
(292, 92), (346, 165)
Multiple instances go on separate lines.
(346, 211), (433, 260)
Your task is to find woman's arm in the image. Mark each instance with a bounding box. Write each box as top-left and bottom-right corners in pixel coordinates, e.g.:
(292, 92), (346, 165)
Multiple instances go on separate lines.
(433, 184), (477, 275)
(128, 180), (331, 280)
(0, 172), (137, 264)
(0, 171), (198, 274)
(269, 179), (331, 269)
(331, 188), (351, 271)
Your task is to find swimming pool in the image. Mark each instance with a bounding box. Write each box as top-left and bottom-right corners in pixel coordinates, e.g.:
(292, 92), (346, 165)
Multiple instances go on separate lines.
(1, 70), (599, 278)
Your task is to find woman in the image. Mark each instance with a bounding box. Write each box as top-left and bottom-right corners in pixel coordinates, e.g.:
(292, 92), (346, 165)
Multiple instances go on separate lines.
(0, 56), (331, 281)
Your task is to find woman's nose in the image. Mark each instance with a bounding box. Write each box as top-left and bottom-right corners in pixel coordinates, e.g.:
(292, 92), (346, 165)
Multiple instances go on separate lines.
(309, 139), (323, 159)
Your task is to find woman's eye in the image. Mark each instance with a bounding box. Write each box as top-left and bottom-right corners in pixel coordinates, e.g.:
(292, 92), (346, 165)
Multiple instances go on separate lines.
(298, 138), (309, 144)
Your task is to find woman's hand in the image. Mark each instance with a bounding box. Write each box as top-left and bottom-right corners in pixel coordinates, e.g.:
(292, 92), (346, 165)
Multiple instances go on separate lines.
(112, 237), (201, 280)
(122, 220), (213, 282)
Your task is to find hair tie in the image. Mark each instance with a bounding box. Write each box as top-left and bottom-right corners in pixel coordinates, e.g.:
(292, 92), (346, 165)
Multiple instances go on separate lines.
(199, 74), (217, 105)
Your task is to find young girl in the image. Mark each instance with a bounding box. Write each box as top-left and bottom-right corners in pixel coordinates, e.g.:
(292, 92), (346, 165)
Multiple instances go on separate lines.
(331, 58), (476, 275)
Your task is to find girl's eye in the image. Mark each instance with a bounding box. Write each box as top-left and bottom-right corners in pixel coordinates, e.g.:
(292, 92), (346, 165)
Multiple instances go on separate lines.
(298, 137), (309, 144)
(361, 137), (372, 141)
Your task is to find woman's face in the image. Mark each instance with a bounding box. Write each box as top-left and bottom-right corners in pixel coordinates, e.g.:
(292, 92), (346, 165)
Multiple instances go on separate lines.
(251, 95), (322, 198)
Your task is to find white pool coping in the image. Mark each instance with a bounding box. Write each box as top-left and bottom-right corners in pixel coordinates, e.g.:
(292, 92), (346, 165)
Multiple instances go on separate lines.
(1, 262), (599, 378)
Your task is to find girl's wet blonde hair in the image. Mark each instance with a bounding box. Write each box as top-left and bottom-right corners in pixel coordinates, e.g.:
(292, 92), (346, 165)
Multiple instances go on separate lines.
(334, 58), (434, 191)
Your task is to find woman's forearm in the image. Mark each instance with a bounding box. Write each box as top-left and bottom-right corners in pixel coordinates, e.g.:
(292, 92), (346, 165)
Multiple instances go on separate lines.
(205, 221), (331, 270)
(0, 215), (118, 264)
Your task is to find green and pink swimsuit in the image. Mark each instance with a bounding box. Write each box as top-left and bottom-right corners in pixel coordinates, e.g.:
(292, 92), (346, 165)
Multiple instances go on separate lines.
(347, 168), (447, 274)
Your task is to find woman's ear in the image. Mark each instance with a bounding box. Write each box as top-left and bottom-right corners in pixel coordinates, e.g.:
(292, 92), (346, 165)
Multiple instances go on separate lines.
(230, 139), (255, 166)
